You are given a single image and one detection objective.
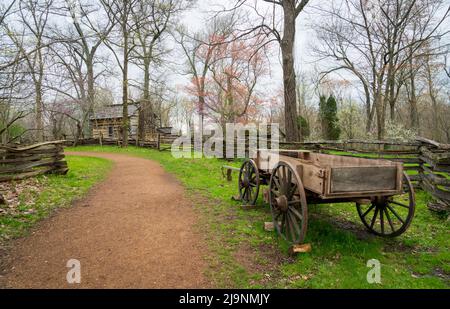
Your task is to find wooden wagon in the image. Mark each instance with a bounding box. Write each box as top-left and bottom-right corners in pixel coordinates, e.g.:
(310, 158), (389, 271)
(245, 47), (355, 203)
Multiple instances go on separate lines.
(238, 149), (415, 244)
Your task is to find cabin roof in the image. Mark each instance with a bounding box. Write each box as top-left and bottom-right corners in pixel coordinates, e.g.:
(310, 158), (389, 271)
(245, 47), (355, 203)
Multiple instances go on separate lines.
(90, 104), (138, 120)
(156, 127), (173, 134)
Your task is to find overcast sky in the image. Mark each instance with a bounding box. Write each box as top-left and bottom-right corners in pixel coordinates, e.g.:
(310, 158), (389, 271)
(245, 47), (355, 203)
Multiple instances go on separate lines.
(133, 0), (317, 103)
(172, 0), (315, 92)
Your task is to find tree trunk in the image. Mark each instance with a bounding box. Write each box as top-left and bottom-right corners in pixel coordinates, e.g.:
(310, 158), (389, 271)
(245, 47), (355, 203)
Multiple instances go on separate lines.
(122, 26), (129, 147)
(35, 43), (44, 142)
(409, 75), (419, 132)
(429, 81), (439, 141)
(425, 55), (439, 141)
(138, 59), (151, 142)
(362, 81), (374, 133)
(388, 75), (396, 122)
(374, 89), (385, 140)
(281, 1), (300, 142)
(390, 102), (395, 122)
(35, 81), (44, 142)
(86, 56), (95, 138)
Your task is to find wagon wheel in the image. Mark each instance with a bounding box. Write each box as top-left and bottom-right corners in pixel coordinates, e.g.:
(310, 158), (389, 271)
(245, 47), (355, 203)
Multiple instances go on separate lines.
(238, 159), (260, 205)
(269, 162), (308, 244)
(356, 172), (415, 237)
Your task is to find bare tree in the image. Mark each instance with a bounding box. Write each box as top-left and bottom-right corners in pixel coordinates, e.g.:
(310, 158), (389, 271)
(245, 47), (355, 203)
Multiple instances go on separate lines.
(274, 0), (310, 141)
(314, 0), (449, 139)
(131, 0), (187, 141)
(100, 0), (141, 146)
(201, 34), (268, 128)
(61, 0), (115, 136)
(176, 14), (236, 132)
(221, 0), (310, 141)
(4, 0), (54, 141)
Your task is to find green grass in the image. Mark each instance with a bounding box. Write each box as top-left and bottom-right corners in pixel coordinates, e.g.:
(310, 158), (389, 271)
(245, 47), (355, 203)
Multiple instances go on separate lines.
(0, 156), (113, 242)
(68, 146), (449, 288)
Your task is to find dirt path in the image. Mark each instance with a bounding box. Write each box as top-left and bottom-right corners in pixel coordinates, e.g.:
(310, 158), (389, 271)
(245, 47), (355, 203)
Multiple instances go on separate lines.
(0, 152), (209, 288)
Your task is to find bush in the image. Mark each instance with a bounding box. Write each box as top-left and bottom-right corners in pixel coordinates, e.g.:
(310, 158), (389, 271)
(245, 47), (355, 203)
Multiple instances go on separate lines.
(385, 121), (417, 141)
(297, 115), (310, 138)
(319, 95), (341, 140)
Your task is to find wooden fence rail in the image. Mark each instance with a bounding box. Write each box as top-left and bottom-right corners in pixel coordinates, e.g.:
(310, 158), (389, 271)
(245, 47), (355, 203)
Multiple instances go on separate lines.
(0, 141), (68, 182)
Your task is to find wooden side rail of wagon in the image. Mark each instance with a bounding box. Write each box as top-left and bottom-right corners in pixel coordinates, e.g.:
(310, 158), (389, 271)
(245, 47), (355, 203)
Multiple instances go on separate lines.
(235, 149), (416, 245)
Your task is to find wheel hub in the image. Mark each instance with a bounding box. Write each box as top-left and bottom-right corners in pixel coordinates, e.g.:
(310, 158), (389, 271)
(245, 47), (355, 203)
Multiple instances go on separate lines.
(374, 196), (388, 209)
(275, 195), (289, 212)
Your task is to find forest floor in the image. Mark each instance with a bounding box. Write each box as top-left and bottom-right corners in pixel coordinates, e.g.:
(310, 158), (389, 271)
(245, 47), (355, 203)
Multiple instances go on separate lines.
(0, 146), (448, 288)
(0, 152), (209, 288)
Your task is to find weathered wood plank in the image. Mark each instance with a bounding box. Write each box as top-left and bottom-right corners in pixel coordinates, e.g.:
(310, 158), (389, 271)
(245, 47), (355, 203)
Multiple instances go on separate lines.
(422, 172), (450, 187)
(0, 153), (64, 164)
(421, 178), (450, 202)
(417, 137), (450, 150)
(0, 157), (64, 174)
(0, 140), (65, 152)
(0, 141), (68, 182)
(330, 166), (397, 193)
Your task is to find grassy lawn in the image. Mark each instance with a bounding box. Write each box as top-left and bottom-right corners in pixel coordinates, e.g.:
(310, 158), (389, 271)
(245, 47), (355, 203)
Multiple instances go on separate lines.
(0, 156), (113, 243)
(68, 145), (449, 288)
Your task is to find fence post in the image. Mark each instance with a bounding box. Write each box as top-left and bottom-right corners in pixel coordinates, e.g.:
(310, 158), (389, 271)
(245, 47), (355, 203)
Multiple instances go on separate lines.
(157, 133), (161, 151)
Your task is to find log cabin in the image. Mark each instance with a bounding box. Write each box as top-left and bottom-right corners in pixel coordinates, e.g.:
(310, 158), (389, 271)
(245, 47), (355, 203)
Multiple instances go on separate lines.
(89, 104), (172, 143)
(90, 104), (140, 140)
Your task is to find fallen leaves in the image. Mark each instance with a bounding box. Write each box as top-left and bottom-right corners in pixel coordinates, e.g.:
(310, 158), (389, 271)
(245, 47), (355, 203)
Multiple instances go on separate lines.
(0, 177), (46, 217)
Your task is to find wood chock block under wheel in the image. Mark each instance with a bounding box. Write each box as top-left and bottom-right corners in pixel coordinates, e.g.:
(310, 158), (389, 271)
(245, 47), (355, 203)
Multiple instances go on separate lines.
(289, 243), (312, 255)
(264, 221), (282, 231)
(241, 204), (257, 210)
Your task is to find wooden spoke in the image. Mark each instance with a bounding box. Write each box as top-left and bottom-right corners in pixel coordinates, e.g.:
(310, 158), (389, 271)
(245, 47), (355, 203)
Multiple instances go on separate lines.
(289, 212), (301, 241)
(287, 212), (298, 242)
(289, 206), (303, 221)
(386, 204), (405, 224)
(356, 172), (415, 237)
(238, 160), (260, 206)
(280, 213), (286, 234)
(288, 182), (297, 199)
(288, 199), (300, 205)
(370, 207), (379, 229)
(275, 210), (283, 221)
(389, 200), (410, 209)
(271, 189), (281, 197)
(384, 208), (395, 233)
(269, 162), (308, 245)
(273, 176), (281, 190)
(361, 204), (376, 218)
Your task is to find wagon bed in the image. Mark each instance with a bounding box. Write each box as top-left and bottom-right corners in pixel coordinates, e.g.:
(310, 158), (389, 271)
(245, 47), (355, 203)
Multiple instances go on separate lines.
(254, 149), (404, 199)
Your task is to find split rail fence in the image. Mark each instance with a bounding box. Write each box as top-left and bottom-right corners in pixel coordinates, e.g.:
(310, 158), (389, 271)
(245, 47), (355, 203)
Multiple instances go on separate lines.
(0, 141), (68, 182)
(67, 135), (450, 212)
